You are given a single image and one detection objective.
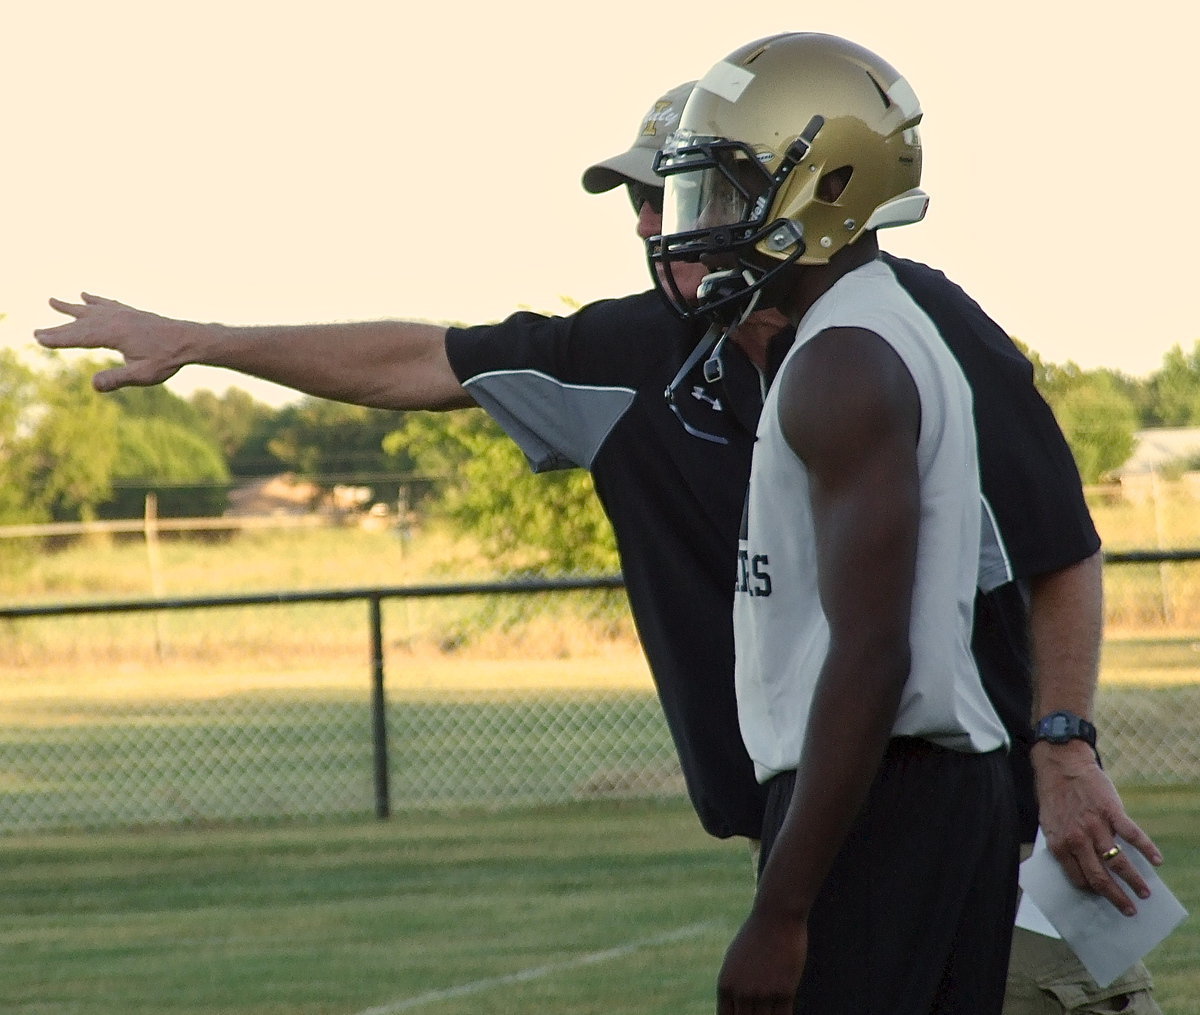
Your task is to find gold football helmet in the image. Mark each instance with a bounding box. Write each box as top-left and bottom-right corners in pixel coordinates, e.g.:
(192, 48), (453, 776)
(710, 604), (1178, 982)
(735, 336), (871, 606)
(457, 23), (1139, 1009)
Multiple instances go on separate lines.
(648, 33), (928, 319)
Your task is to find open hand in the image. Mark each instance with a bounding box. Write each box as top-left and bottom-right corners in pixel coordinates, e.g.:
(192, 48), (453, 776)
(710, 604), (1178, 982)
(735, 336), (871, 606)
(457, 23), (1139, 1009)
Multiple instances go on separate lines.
(35, 293), (192, 392)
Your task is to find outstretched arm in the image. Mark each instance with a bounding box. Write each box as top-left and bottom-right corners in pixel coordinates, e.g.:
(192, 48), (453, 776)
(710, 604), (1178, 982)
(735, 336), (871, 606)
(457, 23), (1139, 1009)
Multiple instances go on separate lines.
(35, 293), (474, 411)
(1029, 550), (1163, 915)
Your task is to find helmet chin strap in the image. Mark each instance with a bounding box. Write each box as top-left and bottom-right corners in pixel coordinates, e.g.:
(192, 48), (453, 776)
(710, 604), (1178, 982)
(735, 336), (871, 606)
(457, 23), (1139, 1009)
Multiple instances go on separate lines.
(662, 318), (732, 445)
(661, 271), (765, 444)
(664, 319), (724, 404)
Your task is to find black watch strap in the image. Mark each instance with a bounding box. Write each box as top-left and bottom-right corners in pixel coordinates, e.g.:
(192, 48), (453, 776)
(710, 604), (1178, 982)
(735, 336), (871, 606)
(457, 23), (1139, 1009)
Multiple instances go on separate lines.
(1033, 710), (1101, 766)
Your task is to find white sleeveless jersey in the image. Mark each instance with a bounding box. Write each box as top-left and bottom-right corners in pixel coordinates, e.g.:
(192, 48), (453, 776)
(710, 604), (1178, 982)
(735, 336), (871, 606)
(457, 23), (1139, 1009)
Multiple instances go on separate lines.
(734, 260), (1008, 783)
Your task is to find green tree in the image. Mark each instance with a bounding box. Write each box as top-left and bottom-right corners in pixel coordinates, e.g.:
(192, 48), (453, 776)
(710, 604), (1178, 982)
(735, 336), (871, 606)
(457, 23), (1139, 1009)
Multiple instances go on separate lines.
(40, 363), (234, 518)
(1013, 339), (1139, 482)
(190, 387), (286, 476)
(1146, 342), (1200, 426)
(26, 358), (120, 521)
(384, 409), (618, 574)
(1045, 372), (1138, 483)
(1015, 340), (1082, 402)
(268, 398), (408, 478)
(2, 354), (234, 522)
(104, 416), (232, 517)
(1108, 369), (1156, 429)
(110, 383), (206, 430)
(0, 349), (43, 523)
(114, 417), (227, 478)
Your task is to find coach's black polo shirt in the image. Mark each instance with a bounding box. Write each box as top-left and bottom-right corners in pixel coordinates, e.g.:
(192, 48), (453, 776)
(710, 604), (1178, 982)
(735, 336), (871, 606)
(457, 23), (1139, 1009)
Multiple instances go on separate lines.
(447, 291), (767, 839)
(445, 254), (1099, 843)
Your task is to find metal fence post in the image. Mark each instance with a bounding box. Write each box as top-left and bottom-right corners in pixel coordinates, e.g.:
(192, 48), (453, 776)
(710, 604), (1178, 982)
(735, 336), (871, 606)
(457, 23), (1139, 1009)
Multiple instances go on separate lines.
(369, 594), (390, 819)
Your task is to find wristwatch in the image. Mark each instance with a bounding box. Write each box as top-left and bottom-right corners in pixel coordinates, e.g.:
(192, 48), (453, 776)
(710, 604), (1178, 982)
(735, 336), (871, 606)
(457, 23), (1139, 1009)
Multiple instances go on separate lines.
(1033, 710), (1101, 764)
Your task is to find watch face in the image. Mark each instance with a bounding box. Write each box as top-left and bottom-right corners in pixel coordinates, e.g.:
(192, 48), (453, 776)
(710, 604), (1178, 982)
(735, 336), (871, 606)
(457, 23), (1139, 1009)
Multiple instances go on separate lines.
(1037, 711), (1095, 746)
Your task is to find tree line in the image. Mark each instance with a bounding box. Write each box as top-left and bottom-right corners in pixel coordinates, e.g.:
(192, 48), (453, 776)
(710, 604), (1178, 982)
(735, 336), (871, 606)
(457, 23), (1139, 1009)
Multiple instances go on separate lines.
(4, 339), (1200, 572)
(0, 350), (614, 572)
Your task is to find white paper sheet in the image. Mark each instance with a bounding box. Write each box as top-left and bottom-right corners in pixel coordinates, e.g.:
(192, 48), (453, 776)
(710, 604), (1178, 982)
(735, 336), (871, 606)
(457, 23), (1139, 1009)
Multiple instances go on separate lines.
(1018, 831), (1188, 987)
(1014, 887), (1062, 939)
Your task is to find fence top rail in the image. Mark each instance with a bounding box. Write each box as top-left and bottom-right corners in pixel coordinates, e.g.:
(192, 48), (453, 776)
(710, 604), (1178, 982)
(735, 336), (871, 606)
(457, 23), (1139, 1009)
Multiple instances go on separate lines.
(1, 550), (1196, 620)
(0, 515), (331, 538)
(1102, 549), (1200, 563)
(0, 574), (627, 620)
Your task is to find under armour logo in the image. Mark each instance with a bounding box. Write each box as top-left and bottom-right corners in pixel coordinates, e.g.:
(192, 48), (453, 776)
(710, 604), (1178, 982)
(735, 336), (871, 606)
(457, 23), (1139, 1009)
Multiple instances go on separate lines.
(691, 386), (723, 411)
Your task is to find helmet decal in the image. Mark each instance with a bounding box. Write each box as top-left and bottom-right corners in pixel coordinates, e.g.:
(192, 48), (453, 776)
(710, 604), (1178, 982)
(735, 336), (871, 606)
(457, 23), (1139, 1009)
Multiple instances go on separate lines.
(698, 60), (756, 104)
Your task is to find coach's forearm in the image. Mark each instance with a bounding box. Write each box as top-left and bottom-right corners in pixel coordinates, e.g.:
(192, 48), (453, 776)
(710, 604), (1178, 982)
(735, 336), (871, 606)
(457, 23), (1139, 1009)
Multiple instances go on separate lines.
(1028, 550), (1104, 719)
(194, 319), (474, 411)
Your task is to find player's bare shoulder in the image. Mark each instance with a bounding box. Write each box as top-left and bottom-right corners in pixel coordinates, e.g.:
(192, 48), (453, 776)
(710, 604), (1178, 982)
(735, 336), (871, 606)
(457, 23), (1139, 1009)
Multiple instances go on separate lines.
(776, 327), (919, 470)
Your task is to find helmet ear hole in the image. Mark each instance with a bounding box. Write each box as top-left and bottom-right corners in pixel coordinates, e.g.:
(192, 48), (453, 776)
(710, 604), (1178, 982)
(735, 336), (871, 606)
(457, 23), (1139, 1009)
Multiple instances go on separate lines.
(817, 165), (853, 203)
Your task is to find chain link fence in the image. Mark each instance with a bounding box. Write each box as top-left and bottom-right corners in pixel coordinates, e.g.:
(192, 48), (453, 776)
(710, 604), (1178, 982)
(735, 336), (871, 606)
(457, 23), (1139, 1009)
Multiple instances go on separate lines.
(0, 581), (683, 834)
(1099, 684), (1200, 783)
(0, 684), (679, 832)
(1, 567), (1199, 834)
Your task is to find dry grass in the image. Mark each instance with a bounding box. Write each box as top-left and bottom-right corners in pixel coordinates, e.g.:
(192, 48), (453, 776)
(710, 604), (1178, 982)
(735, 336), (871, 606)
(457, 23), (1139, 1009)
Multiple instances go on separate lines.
(0, 521), (647, 707)
(3, 484), (1200, 691)
(1087, 480), (1200, 634)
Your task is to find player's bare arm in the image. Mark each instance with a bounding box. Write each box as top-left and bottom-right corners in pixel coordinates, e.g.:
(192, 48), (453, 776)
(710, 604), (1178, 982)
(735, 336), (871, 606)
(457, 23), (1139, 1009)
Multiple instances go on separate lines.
(717, 328), (920, 1014)
(35, 293), (473, 411)
(1028, 550), (1163, 914)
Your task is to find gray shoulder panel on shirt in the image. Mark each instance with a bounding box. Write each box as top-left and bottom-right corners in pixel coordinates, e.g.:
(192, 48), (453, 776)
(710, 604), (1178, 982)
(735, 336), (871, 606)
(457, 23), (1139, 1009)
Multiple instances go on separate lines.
(978, 494), (1015, 592)
(463, 369), (637, 473)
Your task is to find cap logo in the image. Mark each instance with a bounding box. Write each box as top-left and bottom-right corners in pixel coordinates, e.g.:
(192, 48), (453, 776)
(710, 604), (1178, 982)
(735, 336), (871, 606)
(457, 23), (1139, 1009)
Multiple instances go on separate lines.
(641, 100), (679, 138)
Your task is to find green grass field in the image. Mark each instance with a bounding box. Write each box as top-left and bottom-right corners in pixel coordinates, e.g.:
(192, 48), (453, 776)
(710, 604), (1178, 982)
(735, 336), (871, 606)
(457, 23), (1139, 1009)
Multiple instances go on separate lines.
(2, 792), (1197, 1015)
(2, 505), (1199, 1011)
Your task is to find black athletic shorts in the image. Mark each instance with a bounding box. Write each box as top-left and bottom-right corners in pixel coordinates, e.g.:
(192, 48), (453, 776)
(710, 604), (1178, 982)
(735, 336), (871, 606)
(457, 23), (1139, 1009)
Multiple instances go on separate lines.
(760, 738), (1019, 1015)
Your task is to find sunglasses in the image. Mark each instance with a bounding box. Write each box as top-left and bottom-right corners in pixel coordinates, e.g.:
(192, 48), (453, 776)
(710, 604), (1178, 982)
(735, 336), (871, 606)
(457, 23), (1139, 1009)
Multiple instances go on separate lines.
(627, 182), (664, 215)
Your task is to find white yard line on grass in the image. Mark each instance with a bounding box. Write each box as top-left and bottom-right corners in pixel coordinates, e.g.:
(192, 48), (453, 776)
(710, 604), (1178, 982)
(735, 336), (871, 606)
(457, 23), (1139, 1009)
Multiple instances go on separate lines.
(352, 920), (721, 1014)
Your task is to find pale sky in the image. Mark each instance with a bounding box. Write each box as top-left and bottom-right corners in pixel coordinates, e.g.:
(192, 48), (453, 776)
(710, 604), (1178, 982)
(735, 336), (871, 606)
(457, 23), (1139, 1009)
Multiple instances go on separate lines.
(4, 1), (1197, 406)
